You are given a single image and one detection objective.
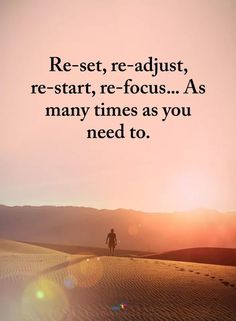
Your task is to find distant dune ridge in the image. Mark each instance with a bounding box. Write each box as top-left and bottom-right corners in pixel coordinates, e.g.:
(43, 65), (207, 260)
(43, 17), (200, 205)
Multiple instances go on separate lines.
(146, 247), (236, 267)
(0, 205), (235, 253)
(20, 242), (236, 267)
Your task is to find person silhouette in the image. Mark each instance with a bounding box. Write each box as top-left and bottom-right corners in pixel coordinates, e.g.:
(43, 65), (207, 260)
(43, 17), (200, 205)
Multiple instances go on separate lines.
(106, 228), (117, 256)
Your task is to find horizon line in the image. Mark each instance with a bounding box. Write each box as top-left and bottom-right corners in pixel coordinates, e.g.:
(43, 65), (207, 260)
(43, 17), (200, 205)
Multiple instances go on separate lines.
(0, 204), (235, 214)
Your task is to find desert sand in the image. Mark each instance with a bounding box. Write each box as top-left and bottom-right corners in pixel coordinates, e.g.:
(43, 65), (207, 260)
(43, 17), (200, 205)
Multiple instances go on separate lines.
(1, 240), (236, 321)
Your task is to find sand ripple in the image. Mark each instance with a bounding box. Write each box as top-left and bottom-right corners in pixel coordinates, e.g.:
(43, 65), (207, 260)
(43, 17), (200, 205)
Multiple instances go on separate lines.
(1, 254), (236, 321)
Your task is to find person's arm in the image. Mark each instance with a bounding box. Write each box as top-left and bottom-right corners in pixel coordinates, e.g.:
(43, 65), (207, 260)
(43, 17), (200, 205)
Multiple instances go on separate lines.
(106, 234), (109, 244)
(114, 234), (117, 245)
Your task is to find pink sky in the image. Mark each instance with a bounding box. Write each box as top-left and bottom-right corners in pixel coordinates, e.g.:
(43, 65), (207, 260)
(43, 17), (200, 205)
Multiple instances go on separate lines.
(0, 0), (235, 212)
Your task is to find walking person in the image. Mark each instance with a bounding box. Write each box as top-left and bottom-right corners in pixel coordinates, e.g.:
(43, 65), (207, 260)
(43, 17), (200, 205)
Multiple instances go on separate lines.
(106, 228), (117, 256)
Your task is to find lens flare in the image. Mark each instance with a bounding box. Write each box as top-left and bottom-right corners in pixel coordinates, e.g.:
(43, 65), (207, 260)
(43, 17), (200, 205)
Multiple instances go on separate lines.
(111, 302), (128, 312)
(128, 224), (141, 236)
(36, 290), (45, 299)
(21, 277), (68, 321)
(63, 275), (77, 289)
(66, 256), (104, 288)
(120, 303), (128, 310)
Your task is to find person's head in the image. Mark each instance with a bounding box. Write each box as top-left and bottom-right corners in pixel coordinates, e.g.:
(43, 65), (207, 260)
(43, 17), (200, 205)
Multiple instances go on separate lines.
(111, 228), (114, 233)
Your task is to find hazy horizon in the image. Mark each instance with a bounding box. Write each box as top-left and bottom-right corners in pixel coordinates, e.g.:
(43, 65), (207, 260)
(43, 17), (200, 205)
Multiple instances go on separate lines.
(0, 203), (235, 215)
(1, 204), (236, 253)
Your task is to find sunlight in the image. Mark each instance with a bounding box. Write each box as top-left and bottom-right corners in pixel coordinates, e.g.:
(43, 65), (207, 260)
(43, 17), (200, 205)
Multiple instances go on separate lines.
(172, 171), (217, 211)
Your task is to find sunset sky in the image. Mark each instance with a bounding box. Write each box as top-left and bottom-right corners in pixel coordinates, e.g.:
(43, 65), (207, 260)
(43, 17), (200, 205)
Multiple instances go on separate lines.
(0, 0), (235, 212)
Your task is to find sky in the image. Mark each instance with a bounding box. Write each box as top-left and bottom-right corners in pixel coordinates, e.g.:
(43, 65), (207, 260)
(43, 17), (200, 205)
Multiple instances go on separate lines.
(0, 0), (235, 212)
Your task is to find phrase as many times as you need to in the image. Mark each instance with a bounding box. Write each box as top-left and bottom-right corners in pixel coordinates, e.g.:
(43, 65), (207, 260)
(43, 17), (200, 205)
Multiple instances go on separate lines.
(30, 56), (206, 139)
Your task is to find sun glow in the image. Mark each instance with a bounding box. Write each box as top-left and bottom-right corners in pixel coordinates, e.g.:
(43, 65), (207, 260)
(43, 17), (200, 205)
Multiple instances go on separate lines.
(171, 171), (217, 211)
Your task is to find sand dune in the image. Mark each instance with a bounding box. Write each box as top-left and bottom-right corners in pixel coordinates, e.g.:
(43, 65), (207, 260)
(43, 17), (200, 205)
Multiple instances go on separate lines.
(0, 239), (66, 255)
(146, 247), (236, 267)
(1, 240), (236, 321)
(25, 241), (152, 257)
(25, 243), (236, 267)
